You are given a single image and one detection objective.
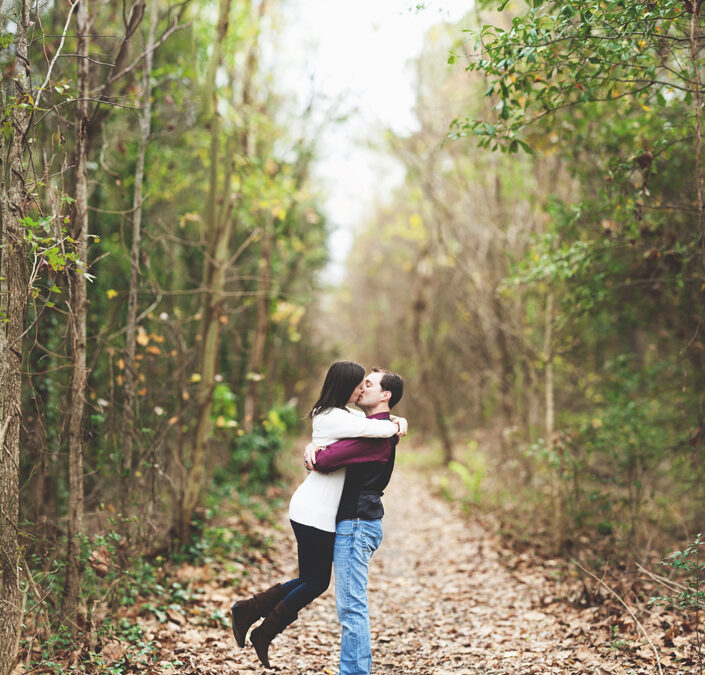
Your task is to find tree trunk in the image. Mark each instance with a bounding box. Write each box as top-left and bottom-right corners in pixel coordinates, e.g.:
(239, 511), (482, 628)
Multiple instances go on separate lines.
(410, 260), (454, 463)
(544, 289), (554, 440)
(180, 142), (237, 541)
(243, 221), (272, 431)
(433, 399), (454, 465)
(545, 288), (564, 549)
(689, 0), (704, 265)
(123, 0), (159, 504)
(0, 1), (31, 672)
(179, 0), (234, 541)
(201, 0), (232, 269)
(63, 0), (90, 625)
(492, 296), (514, 426)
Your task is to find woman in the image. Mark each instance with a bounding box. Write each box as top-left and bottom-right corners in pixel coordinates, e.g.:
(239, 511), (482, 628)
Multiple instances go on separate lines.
(230, 361), (405, 668)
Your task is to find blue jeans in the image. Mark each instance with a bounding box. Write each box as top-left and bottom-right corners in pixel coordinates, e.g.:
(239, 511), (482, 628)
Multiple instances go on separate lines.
(334, 518), (384, 675)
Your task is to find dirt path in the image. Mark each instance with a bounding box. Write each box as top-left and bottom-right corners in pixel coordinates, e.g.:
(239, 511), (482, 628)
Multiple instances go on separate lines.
(141, 463), (675, 674)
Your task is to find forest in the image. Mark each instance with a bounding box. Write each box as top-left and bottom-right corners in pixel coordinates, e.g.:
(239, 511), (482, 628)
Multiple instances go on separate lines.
(1, 0), (704, 673)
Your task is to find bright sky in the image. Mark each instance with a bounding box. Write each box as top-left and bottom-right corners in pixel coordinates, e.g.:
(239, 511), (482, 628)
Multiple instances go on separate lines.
(276, 0), (472, 280)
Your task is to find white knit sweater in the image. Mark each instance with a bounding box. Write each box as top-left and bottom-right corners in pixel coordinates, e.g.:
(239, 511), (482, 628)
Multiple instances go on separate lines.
(288, 407), (398, 532)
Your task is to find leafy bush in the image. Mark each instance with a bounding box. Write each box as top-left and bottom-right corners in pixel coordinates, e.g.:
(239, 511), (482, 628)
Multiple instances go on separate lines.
(212, 402), (299, 492)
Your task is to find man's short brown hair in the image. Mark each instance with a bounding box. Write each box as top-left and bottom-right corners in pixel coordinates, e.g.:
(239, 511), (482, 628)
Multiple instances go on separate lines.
(372, 367), (404, 409)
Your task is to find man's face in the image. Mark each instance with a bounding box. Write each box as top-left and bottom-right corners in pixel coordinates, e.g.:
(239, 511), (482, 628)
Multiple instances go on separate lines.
(356, 371), (388, 409)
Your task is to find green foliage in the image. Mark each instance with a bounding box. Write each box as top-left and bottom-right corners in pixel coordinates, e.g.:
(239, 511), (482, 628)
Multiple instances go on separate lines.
(449, 456), (484, 505)
(523, 354), (686, 540)
(608, 624), (631, 652)
(439, 0), (705, 549)
(26, 617), (160, 674)
(211, 381), (238, 432)
(651, 534), (705, 614)
(650, 534), (705, 669)
(21, 212), (82, 288)
(460, 0), (690, 151)
(182, 516), (274, 566)
(212, 403), (298, 492)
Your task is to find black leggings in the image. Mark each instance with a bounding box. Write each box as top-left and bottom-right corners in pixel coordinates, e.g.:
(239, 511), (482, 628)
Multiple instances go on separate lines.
(280, 520), (336, 614)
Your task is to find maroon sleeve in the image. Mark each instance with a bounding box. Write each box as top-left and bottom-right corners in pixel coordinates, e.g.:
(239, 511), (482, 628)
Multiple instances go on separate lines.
(314, 436), (394, 472)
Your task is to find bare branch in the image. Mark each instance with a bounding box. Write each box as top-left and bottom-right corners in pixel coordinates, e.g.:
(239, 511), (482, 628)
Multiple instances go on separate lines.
(572, 559), (664, 675)
(34, 0), (80, 111)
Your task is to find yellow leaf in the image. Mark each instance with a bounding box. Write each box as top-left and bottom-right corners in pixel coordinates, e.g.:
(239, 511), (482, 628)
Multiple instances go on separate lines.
(190, 373), (202, 383)
(215, 415), (226, 428)
(136, 327), (149, 346)
(146, 345), (161, 355)
(168, 416), (179, 425)
(106, 289), (118, 299)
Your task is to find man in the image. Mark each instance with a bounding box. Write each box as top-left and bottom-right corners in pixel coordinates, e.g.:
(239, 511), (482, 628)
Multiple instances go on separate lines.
(304, 368), (404, 675)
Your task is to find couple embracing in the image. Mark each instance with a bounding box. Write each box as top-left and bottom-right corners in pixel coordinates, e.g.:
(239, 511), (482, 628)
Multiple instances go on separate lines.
(230, 361), (406, 674)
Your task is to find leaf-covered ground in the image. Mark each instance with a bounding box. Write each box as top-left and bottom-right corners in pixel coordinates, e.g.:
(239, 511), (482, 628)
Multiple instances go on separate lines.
(111, 462), (697, 674)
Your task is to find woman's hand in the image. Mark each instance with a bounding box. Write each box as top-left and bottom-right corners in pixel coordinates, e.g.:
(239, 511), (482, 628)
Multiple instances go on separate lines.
(392, 416), (408, 437)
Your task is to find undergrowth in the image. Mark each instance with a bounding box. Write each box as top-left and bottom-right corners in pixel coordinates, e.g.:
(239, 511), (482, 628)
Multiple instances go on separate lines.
(18, 411), (295, 674)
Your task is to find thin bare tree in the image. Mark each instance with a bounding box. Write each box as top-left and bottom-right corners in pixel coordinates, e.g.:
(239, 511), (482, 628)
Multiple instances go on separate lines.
(123, 0), (160, 503)
(63, 0), (91, 623)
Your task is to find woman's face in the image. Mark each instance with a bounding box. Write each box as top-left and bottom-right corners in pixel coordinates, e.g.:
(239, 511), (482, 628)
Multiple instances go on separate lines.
(346, 379), (364, 407)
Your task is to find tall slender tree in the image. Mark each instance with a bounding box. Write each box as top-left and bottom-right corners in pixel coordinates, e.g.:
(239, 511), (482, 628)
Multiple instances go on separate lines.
(63, 0), (91, 622)
(123, 0), (159, 501)
(0, 2), (31, 669)
(180, 0), (235, 540)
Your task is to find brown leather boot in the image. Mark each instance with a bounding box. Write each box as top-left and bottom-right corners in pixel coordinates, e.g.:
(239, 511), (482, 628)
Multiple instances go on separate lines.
(250, 600), (298, 668)
(230, 583), (285, 648)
